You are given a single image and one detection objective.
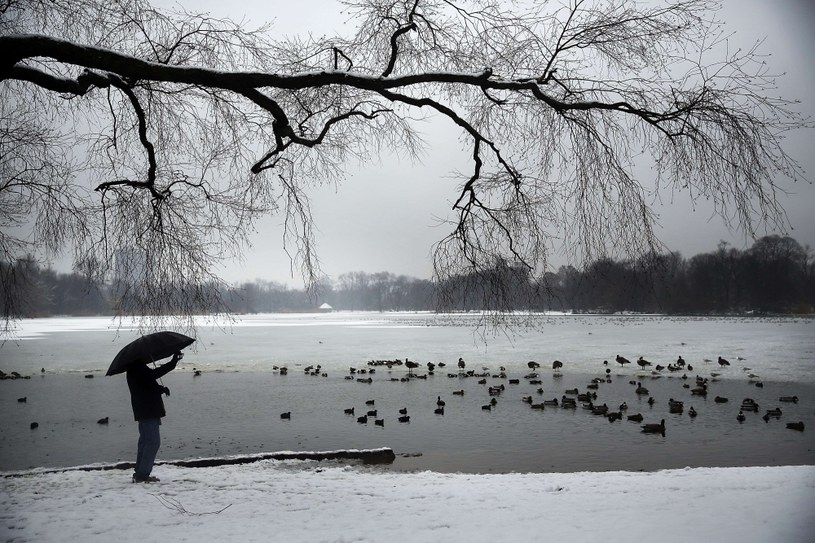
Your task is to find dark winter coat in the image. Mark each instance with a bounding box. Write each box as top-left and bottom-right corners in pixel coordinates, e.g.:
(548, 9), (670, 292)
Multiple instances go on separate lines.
(126, 361), (176, 421)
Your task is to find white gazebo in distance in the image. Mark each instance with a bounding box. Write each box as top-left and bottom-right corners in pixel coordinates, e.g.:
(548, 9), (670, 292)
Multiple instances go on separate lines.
(318, 302), (333, 312)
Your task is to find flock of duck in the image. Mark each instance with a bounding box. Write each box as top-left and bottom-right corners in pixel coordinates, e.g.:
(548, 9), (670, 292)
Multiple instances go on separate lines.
(272, 355), (807, 436)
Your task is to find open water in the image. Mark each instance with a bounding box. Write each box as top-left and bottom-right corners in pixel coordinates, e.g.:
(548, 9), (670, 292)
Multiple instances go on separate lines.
(1, 313), (814, 473)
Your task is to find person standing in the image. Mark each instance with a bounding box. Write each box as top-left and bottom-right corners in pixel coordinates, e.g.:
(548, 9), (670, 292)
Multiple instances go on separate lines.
(126, 352), (182, 483)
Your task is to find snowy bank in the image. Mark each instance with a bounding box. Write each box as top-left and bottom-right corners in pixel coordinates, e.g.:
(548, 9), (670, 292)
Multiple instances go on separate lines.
(2, 463), (814, 543)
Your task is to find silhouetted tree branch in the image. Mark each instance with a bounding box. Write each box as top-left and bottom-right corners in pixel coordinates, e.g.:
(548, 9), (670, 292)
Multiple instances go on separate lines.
(0, 0), (808, 328)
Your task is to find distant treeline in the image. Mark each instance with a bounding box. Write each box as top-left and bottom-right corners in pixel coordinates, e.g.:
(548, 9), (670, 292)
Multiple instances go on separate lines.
(3, 235), (813, 317)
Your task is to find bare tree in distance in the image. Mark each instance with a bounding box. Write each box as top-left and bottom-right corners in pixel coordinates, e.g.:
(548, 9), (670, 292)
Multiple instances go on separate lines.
(0, 0), (809, 329)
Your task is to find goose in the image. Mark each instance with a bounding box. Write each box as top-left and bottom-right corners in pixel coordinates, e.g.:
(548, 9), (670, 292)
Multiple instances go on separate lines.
(779, 396), (799, 403)
(357, 415), (368, 424)
(434, 407), (445, 415)
(616, 355), (631, 367)
(280, 412), (291, 420)
(374, 419), (384, 427)
(636, 357), (652, 369)
(405, 360), (419, 375)
(527, 361), (541, 370)
(635, 382), (649, 395)
(786, 421), (805, 432)
(344, 407), (355, 415)
(718, 356), (730, 367)
(458, 357), (466, 370)
(436, 396), (446, 407)
(676, 356), (686, 366)
(552, 360), (563, 372)
(627, 413), (644, 422)
(641, 419), (666, 435)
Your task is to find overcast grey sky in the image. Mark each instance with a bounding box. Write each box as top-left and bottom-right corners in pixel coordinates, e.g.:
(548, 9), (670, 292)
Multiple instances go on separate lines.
(158, 0), (815, 286)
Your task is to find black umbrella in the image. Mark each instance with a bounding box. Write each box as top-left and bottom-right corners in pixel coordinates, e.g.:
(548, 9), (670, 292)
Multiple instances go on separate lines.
(106, 331), (195, 376)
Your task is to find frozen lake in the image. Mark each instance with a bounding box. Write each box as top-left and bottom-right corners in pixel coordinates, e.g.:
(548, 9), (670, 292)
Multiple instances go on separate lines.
(1, 313), (814, 472)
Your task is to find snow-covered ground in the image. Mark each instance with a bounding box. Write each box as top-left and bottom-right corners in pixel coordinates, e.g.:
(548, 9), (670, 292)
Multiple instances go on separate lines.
(2, 460), (813, 543)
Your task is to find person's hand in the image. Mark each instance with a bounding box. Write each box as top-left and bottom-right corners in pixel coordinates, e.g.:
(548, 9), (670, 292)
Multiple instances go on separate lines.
(171, 351), (184, 364)
(162, 386), (171, 396)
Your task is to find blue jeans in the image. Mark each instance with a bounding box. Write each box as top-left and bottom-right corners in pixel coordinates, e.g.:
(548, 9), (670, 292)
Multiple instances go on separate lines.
(135, 418), (161, 478)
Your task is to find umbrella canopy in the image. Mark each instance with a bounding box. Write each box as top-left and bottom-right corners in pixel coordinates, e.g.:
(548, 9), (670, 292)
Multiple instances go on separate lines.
(106, 331), (195, 376)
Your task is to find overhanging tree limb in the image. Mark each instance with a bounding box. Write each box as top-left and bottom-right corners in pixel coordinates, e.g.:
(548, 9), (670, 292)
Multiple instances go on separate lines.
(0, 0), (808, 328)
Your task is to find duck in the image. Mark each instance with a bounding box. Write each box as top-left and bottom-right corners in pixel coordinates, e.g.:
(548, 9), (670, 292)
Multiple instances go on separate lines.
(97, 417), (109, 425)
(357, 415), (368, 424)
(543, 398), (559, 406)
(765, 408), (782, 418)
(280, 412), (291, 420)
(367, 409), (377, 417)
(434, 406), (445, 415)
(452, 389), (465, 396)
(398, 407), (408, 415)
(552, 360), (563, 372)
(688, 406), (698, 418)
(398, 415), (410, 423)
(779, 396), (799, 403)
(627, 413), (644, 422)
(714, 396), (729, 403)
(607, 412), (623, 422)
(619, 402), (628, 411)
(365, 399), (375, 405)
(481, 404), (492, 411)
(436, 396), (446, 407)
(30, 422), (39, 429)
(786, 421), (805, 432)
(641, 419), (666, 435)
(374, 419), (384, 427)
(344, 407), (355, 415)
(17, 397), (27, 403)
(648, 397), (655, 406)
(736, 411), (745, 423)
